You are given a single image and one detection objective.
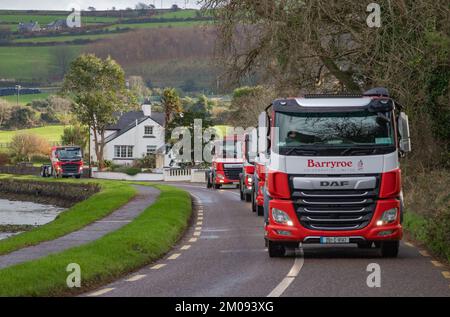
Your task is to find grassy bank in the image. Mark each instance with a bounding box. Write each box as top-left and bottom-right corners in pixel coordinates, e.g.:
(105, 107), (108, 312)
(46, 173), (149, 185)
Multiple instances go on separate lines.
(0, 175), (137, 255)
(403, 169), (450, 262)
(0, 184), (191, 296)
(0, 125), (66, 143)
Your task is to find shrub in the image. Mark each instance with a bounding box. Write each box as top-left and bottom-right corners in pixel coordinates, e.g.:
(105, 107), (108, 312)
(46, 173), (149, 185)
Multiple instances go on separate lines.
(114, 166), (141, 176)
(134, 154), (156, 169)
(9, 133), (50, 163)
(0, 153), (10, 166)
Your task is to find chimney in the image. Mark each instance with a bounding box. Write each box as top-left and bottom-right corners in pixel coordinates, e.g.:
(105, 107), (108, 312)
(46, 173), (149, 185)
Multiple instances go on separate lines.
(142, 103), (152, 117)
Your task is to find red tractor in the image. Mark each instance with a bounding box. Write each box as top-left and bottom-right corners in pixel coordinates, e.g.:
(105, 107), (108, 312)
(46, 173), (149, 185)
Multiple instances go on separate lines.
(41, 146), (84, 179)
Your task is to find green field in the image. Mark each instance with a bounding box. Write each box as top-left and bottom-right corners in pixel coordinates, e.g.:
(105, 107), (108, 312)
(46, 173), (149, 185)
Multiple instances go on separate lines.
(0, 125), (66, 143)
(0, 14), (118, 25)
(13, 33), (122, 43)
(1, 92), (50, 105)
(0, 45), (82, 81)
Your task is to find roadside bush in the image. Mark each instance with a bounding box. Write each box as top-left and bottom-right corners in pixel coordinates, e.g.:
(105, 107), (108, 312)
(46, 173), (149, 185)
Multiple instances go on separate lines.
(9, 133), (50, 163)
(134, 154), (156, 169)
(0, 153), (10, 166)
(114, 166), (141, 176)
(7, 106), (38, 129)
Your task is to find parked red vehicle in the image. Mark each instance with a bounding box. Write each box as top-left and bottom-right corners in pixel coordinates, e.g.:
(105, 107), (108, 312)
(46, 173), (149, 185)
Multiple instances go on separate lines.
(41, 146), (84, 178)
(260, 88), (411, 258)
(239, 133), (255, 202)
(206, 136), (243, 189)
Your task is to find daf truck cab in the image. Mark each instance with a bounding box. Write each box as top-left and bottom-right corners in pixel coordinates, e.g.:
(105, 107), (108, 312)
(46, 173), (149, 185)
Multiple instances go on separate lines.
(262, 88), (411, 258)
(206, 135), (244, 189)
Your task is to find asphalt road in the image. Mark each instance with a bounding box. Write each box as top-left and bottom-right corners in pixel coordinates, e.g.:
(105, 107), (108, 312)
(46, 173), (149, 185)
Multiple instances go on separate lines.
(86, 183), (450, 297)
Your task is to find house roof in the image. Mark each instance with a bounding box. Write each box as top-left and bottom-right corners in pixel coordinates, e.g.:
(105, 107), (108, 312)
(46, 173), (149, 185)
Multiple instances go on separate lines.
(104, 110), (165, 144)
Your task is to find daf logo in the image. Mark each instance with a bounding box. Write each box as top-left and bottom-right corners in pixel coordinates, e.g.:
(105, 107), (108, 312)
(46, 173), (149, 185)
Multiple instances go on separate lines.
(320, 181), (350, 187)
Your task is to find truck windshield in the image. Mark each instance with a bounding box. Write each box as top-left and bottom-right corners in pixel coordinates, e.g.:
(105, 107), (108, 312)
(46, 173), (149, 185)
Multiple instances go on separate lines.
(56, 148), (82, 160)
(275, 110), (395, 154)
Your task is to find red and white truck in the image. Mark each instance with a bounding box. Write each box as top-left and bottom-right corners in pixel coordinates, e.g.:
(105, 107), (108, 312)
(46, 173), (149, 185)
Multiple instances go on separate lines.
(41, 146), (84, 179)
(239, 133), (255, 202)
(206, 135), (244, 189)
(260, 88), (411, 258)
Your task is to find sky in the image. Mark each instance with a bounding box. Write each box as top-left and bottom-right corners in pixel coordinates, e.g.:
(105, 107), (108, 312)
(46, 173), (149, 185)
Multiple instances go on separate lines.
(0, 0), (202, 10)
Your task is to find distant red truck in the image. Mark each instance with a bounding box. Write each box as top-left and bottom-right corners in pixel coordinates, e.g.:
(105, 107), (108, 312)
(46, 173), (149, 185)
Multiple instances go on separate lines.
(41, 146), (83, 178)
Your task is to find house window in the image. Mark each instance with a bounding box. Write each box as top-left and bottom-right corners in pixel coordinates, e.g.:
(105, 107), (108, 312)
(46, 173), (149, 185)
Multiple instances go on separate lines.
(114, 145), (134, 158)
(147, 145), (157, 155)
(144, 126), (154, 136)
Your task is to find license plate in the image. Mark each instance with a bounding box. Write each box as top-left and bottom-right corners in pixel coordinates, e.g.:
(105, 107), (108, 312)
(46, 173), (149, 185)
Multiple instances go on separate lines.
(320, 237), (350, 244)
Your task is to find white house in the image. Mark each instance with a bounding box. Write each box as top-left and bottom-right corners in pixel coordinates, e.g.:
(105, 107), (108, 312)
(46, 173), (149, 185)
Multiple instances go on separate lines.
(89, 104), (173, 169)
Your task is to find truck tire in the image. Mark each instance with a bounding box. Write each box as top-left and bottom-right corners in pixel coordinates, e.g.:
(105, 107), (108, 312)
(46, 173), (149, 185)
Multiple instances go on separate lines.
(268, 241), (285, 258)
(239, 181), (245, 200)
(380, 241), (399, 258)
(75, 175), (81, 179)
(214, 183), (221, 189)
(257, 204), (264, 216)
(245, 193), (252, 202)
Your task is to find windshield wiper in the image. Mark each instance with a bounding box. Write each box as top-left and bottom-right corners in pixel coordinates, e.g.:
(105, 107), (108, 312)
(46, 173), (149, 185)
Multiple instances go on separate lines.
(284, 147), (318, 156)
(340, 145), (393, 156)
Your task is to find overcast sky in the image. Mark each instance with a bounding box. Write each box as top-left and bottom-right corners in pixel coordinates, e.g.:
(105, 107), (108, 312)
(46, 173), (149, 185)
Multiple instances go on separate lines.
(0, 0), (202, 10)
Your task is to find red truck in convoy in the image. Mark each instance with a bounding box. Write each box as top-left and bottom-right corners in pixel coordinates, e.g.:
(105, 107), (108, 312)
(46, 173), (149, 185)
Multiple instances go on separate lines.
(41, 146), (84, 178)
(239, 133), (255, 202)
(206, 135), (244, 189)
(259, 88), (411, 258)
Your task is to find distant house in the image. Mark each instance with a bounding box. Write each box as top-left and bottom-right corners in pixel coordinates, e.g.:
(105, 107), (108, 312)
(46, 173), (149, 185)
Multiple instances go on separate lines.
(46, 19), (67, 31)
(18, 21), (41, 33)
(89, 104), (173, 169)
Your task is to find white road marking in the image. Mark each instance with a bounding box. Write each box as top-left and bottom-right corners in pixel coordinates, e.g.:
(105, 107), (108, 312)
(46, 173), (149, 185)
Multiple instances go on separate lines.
(197, 221), (203, 226)
(88, 288), (115, 296)
(442, 271), (450, 279)
(151, 264), (166, 270)
(189, 238), (198, 243)
(181, 245), (191, 250)
(126, 274), (146, 282)
(168, 253), (181, 260)
(193, 231), (201, 236)
(195, 226), (202, 231)
(267, 249), (304, 297)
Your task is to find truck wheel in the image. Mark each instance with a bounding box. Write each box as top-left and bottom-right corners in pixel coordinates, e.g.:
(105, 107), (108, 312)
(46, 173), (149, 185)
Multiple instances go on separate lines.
(75, 175), (81, 179)
(240, 182), (245, 200)
(357, 241), (373, 249)
(268, 241), (285, 258)
(245, 193), (252, 202)
(380, 241), (399, 258)
(257, 204), (264, 216)
(251, 190), (256, 212)
(214, 183), (221, 189)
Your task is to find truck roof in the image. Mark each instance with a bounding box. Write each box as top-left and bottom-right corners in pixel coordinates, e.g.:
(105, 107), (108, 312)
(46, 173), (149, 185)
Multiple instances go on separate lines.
(271, 88), (394, 113)
(51, 145), (81, 150)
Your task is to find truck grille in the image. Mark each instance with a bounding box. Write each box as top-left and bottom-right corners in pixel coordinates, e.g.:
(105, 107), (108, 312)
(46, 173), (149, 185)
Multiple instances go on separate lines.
(223, 168), (241, 180)
(291, 175), (380, 231)
(62, 164), (79, 174)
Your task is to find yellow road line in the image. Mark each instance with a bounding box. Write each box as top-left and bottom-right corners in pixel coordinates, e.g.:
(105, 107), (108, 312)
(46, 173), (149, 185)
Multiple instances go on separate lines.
(126, 274), (146, 282)
(151, 264), (166, 270)
(442, 271), (450, 279)
(88, 288), (115, 297)
(168, 253), (181, 260)
(431, 260), (444, 268)
(181, 245), (191, 250)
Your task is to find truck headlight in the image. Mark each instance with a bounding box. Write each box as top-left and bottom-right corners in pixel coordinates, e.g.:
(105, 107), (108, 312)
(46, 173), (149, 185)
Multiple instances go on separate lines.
(217, 173), (225, 179)
(377, 208), (398, 226)
(247, 176), (252, 183)
(272, 208), (294, 226)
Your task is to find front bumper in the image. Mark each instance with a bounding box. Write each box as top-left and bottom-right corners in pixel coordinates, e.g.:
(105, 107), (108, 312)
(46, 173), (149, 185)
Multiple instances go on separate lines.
(265, 199), (403, 242)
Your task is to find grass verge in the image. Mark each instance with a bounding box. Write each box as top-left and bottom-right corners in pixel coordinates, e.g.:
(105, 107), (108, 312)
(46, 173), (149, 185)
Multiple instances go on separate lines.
(0, 184), (191, 296)
(0, 175), (137, 255)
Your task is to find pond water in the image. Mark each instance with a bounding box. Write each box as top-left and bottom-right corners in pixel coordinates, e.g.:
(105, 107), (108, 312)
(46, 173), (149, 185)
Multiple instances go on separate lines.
(0, 199), (65, 240)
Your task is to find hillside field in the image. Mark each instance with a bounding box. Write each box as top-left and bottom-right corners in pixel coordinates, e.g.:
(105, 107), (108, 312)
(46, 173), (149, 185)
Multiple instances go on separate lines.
(0, 125), (66, 144)
(1, 92), (51, 105)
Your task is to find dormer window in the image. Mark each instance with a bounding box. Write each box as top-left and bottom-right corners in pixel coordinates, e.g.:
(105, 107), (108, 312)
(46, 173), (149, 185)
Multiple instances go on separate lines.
(144, 126), (154, 136)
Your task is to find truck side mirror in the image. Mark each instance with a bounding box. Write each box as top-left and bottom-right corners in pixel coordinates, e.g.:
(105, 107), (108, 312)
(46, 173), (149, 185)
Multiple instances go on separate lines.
(258, 112), (269, 155)
(398, 112), (411, 154)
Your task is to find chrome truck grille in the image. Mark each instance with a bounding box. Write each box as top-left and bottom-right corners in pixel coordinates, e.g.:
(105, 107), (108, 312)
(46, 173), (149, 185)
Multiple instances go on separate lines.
(291, 175), (380, 231)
